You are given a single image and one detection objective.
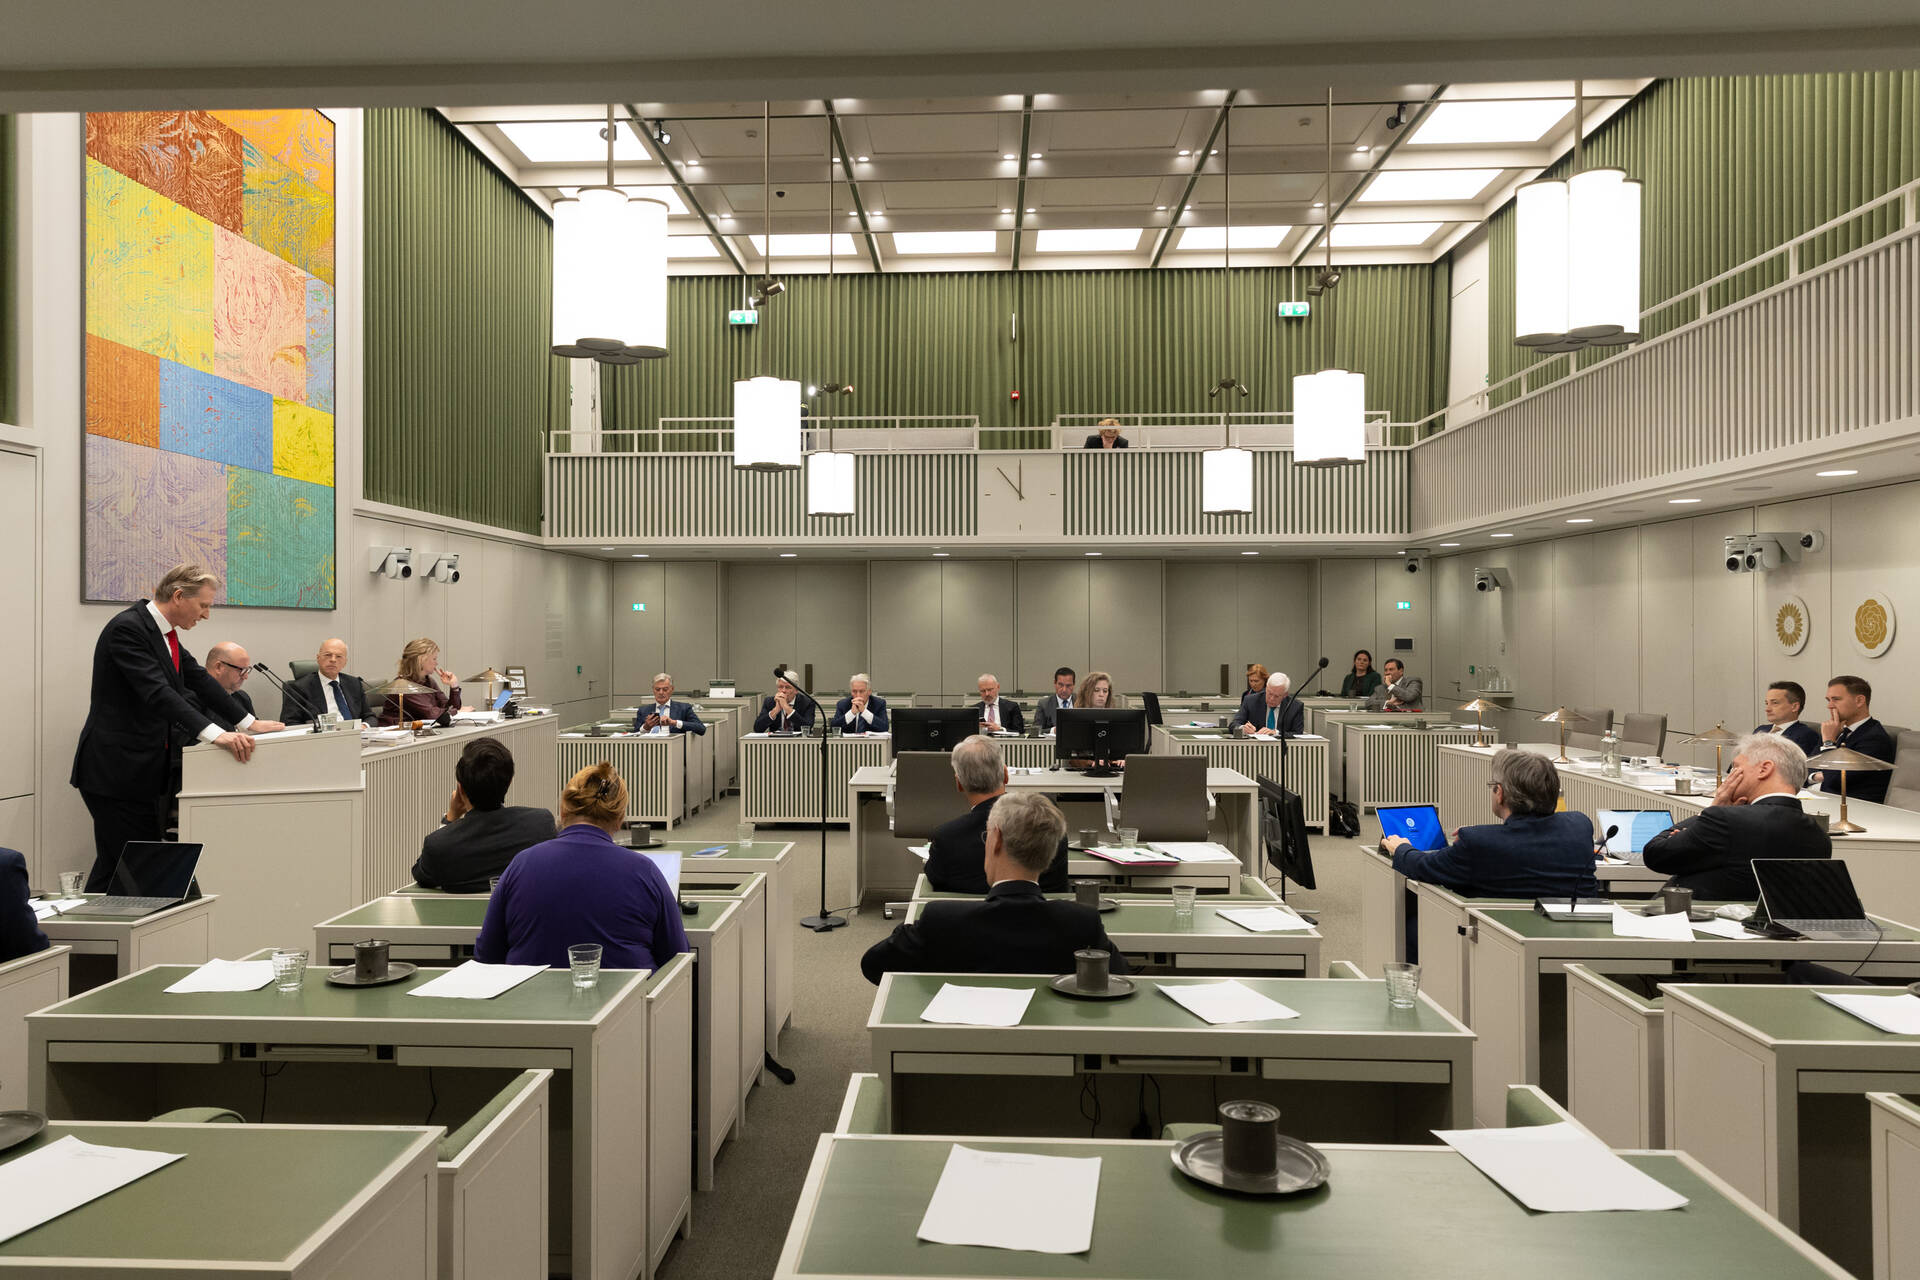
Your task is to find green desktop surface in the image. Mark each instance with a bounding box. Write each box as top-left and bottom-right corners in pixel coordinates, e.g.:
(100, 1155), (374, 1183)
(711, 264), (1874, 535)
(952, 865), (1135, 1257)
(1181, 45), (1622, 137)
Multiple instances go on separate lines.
(1673, 984), (1920, 1043)
(876, 975), (1453, 1034)
(1101, 900), (1306, 938)
(1477, 905), (1920, 944)
(0, 1123), (428, 1263)
(330, 896), (484, 928)
(792, 1139), (1836, 1279)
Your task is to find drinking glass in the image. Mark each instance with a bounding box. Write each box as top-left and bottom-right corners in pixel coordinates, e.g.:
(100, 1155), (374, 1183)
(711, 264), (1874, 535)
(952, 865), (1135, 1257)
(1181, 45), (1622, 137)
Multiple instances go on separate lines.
(271, 948), (308, 992)
(1116, 826), (1140, 848)
(736, 823), (756, 849)
(1384, 962), (1422, 1009)
(58, 870), (83, 898)
(569, 943), (603, 990)
(1171, 885), (1197, 918)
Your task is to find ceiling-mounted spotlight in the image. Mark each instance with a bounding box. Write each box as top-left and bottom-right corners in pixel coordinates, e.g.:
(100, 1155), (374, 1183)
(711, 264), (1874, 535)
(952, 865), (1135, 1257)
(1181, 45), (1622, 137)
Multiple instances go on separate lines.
(821, 382), (854, 396)
(758, 276), (786, 297)
(1385, 104), (1408, 130)
(1207, 377), (1250, 400)
(653, 124), (672, 147)
(1306, 265), (1341, 297)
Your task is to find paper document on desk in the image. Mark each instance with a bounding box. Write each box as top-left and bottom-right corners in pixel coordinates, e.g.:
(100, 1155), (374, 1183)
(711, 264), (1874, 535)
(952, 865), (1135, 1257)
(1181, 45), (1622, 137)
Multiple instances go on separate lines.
(0, 1136), (186, 1244)
(1151, 842), (1239, 863)
(1085, 846), (1178, 866)
(164, 959), (276, 993)
(1435, 1121), (1688, 1212)
(917, 1145), (1100, 1254)
(920, 983), (1033, 1027)
(1189, 732), (1225, 739)
(908, 843), (931, 862)
(408, 960), (546, 1000)
(32, 898), (87, 919)
(1691, 918), (1755, 940)
(1217, 907), (1314, 933)
(449, 710), (503, 724)
(248, 726), (324, 742)
(1160, 980), (1299, 1024)
(1817, 991), (1920, 1035)
(1610, 905), (1694, 941)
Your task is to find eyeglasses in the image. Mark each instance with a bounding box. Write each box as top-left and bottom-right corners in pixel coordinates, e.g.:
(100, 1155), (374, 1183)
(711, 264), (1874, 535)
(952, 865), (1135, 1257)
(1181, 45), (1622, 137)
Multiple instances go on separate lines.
(215, 661), (250, 675)
(1485, 780), (1502, 790)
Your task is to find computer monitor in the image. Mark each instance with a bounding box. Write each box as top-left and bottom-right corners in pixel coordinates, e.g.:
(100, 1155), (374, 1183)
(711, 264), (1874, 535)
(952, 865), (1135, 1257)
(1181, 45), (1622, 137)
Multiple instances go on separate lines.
(1258, 775), (1315, 892)
(1597, 809), (1674, 858)
(890, 707), (978, 752)
(1376, 805), (1446, 852)
(108, 841), (203, 900)
(1055, 708), (1149, 777)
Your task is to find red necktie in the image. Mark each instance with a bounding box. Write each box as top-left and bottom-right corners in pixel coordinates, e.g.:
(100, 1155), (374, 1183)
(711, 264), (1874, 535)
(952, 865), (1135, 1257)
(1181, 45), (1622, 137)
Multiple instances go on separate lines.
(166, 629), (181, 672)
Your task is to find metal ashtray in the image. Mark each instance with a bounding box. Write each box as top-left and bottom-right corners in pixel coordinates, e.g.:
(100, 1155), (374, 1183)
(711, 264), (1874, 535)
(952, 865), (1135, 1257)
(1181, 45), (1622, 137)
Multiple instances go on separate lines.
(1171, 1129), (1331, 1196)
(1047, 973), (1137, 1000)
(0, 1111), (48, 1154)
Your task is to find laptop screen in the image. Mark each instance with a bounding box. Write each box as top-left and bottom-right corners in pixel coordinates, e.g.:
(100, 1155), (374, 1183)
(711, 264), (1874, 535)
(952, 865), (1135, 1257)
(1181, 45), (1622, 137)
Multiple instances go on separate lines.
(640, 850), (683, 898)
(1377, 805), (1446, 852)
(1597, 809), (1675, 855)
(108, 842), (203, 899)
(1754, 859), (1865, 920)
(492, 687), (513, 711)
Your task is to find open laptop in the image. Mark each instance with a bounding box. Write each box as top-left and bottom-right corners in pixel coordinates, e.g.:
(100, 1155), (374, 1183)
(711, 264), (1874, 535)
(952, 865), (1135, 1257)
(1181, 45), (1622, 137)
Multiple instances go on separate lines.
(1597, 808), (1675, 862)
(1751, 859), (1880, 940)
(1376, 804), (1446, 853)
(61, 842), (203, 917)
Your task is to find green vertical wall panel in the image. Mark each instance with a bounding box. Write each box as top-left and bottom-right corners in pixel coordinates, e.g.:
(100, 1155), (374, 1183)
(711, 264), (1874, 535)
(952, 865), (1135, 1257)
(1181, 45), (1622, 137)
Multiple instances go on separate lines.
(1483, 73), (1920, 406)
(364, 109), (560, 534)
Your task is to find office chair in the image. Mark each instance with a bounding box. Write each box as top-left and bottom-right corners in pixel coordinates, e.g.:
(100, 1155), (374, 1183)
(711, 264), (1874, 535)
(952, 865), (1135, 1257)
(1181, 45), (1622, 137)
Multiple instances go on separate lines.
(1114, 754), (1211, 841)
(883, 752), (971, 917)
(1141, 691), (1164, 728)
(1618, 712), (1668, 757)
(290, 659), (319, 679)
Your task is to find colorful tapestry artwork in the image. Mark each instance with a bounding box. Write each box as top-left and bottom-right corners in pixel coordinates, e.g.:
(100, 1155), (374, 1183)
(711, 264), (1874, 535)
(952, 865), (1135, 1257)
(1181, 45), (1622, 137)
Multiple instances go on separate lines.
(83, 109), (336, 608)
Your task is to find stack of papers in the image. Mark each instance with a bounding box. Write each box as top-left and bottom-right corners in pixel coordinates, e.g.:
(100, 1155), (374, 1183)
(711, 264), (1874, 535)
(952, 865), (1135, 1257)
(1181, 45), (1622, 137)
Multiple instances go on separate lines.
(1435, 1121), (1689, 1212)
(1609, 904), (1694, 941)
(917, 1145), (1100, 1254)
(1188, 732), (1225, 739)
(1085, 846), (1177, 866)
(1217, 906), (1314, 934)
(165, 959), (276, 993)
(449, 710), (503, 724)
(1151, 842), (1239, 864)
(920, 984), (1033, 1027)
(0, 1137), (186, 1245)
(407, 960), (546, 1000)
(31, 898), (87, 919)
(1816, 990), (1920, 1035)
(1159, 980), (1299, 1024)
(1691, 918), (1755, 940)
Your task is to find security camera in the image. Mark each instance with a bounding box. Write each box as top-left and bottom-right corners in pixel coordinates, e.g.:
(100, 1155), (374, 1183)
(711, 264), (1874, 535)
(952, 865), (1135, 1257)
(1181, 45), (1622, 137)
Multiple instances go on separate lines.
(1402, 547), (1428, 574)
(1722, 531), (1826, 573)
(1385, 104), (1407, 130)
(427, 553), (461, 585)
(1404, 558), (1421, 574)
(774, 188), (787, 199)
(1473, 568), (1510, 593)
(369, 547), (412, 580)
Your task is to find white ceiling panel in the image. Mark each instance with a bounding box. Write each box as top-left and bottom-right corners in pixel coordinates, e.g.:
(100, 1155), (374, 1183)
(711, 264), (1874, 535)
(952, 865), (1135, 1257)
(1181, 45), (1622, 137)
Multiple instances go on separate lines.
(1034, 227), (1147, 253)
(680, 116), (831, 157)
(1033, 176), (1164, 207)
(863, 112), (1005, 154)
(1224, 105), (1378, 148)
(1329, 220), (1443, 246)
(1041, 108), (1190, 151)
(1409, 99), (1572, 145)
(873, 179), (1002, 209)
(1190, 172), (1327, 203)
(1358, 168), (1501, 202)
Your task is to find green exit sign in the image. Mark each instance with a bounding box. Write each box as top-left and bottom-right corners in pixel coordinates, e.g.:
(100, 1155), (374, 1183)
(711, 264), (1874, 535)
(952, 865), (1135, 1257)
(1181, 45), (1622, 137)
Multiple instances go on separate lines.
(728, 309), (759, 326)
(631, 603), (647, 612)
(1395, 601), (1412, 610)
(1277, 301), (1311, 318)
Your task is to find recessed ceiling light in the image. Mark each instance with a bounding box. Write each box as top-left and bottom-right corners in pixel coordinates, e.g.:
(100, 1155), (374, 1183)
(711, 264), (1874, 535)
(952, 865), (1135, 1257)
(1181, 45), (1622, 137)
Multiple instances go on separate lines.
(719, 213), (733, 221)
(1411, 99), (1572, 146)
(1490, 532), (1514, 538)
(856, 155), (869, 163)
(1311, 201), (1325, 209)
(1816, 469), (1859, 477)
(631, 553), (649, 558)
(1002, 207), (1014, 214)
(1396, 551), (1407, 555)
(1241, 550), (1260, 556)
(600, 546), (615, 550)
(1668, 498), (1702, 504)
(1175, 225), (1293, 251)
(1209, 149), (1218, 155)
(892, 230), (998, 255)
(1035, 228), (1142, 253)
(1439, 542), (1461, 547)
(779, 552), (797, 558)
(1354, 144), (1371, 153)
(1024, 207), (1036, 213)
(1003, 153), (1017, 160)
(869, 211), (884, 218)
(1085, 551), (1102, 556)
(1358, 169), (1502, 203)
(933, 552), (949, 557)
(1566, 517), (1594, 523)
(1329, 222), (1443, 247)
(685, 159), (700, 168)
(1178, 149), (1191, 156)
(1030, 152), (1041, 159)
(746, 233), (860, 256)
(1156, 205), (1167, 211)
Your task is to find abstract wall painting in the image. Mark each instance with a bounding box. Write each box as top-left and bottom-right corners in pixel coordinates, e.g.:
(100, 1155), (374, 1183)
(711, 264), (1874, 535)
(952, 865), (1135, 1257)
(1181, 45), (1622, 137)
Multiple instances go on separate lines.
(83, 109), (336, 607)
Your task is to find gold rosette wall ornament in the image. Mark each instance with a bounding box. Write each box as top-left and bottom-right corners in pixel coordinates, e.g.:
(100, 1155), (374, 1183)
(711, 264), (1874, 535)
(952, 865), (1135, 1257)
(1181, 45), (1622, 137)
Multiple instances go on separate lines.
(1851, 591), (1896, 659)
(1773, 595), (1809, 655)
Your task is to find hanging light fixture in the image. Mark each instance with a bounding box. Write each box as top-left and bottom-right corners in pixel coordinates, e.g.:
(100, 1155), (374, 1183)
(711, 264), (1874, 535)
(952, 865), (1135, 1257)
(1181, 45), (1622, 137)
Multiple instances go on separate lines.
(735, 102), (802, 470)
(551, 105), (668, 363)
(807, 115), (856, 515)
(1514, 81), (1642, 353)
(1201, 98), (1254, 516)
(1294, 88), (1366, 467)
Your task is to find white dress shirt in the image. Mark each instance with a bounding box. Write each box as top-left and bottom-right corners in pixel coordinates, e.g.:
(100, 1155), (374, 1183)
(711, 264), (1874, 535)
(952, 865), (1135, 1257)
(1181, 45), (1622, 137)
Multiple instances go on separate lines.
(145, 600), (252, 741)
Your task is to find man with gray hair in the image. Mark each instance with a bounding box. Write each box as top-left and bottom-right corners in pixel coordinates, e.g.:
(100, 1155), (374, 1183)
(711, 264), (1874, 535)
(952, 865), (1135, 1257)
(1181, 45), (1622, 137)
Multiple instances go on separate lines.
(634, 673), (704, 735)
(862, 791), (1128, 982)
(1383, 748), (1598, 905)
(1231, 671), (1304, 737)
(832, 673), (889, 734)
(1643, 733), (1831, 900)
(924, 735), (1070, 894)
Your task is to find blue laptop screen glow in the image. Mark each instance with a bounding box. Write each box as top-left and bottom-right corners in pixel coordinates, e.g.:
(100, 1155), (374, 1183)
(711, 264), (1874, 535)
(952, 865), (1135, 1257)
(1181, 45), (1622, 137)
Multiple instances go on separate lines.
(1598, 809), (1674, 855)
(1378, 805), (1446, 852)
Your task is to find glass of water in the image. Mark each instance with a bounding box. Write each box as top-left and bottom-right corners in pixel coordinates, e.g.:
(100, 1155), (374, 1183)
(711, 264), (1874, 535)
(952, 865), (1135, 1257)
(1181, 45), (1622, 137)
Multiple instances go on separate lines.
(1171, 884), (1197, 918)
(569, 943), (603, 990)
(1384, 962), (1422, 1009)
(271, 948), (308, 992)
(1117, 826), (1140, 848)
(736, 823), (756, 849)
(58, 870), (84, 898)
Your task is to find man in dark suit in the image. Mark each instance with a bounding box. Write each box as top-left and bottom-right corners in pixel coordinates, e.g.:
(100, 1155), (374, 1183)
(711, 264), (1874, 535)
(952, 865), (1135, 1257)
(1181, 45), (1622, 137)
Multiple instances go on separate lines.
(282, 638), (369, 724)
(753, 673), (815, 733)
(411, 737), (558, 892)
(1384, 748), (1599, 899)
(1814, 675), (1896, 804)
(971, 673), (1025, 734)
(1755, 680), (1822, 756)
(0, 848), (49, 964)
(863, 790), (1126, 983)
(1033, 667), (1077, 734)
(204, 642), (287, 732)
(633, 673), (706, 735)
(1083, 420), (1129, 449)
(831, 673), (889, 735)
(924, 736), (1071, 894)
(70, 565), (259, 890)
(1644, 733), (1830, 901)
(1231, 672), (1304, 737)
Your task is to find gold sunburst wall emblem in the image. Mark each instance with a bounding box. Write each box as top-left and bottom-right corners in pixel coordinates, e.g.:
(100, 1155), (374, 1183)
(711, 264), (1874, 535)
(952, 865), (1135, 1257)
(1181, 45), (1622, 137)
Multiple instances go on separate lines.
(1774, 597), (1807, 654)
(1852, 591), (1897, 659)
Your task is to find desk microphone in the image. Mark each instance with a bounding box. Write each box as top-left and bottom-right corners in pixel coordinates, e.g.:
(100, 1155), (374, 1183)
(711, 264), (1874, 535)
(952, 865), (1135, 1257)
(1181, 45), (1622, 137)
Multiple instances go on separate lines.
(251, 663), (325, 732)
(1598, 823), (1619, 858)
(1295, 656), (1332, 696)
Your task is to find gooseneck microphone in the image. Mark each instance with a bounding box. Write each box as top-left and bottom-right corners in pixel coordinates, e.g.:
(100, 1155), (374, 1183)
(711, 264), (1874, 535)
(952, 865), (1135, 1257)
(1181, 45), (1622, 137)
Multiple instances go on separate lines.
(251, 663), (326, 731)
(1296, 655), (1332, 696)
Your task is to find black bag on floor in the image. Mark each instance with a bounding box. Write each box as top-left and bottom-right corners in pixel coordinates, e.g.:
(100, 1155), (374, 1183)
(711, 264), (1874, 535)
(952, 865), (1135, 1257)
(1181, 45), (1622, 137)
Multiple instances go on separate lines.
(1328, 797), (1360, 838)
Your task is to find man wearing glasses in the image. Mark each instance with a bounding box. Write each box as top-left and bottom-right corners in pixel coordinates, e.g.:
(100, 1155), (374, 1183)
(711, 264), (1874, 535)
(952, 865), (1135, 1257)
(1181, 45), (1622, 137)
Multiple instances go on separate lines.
(204, 642), (287, 733)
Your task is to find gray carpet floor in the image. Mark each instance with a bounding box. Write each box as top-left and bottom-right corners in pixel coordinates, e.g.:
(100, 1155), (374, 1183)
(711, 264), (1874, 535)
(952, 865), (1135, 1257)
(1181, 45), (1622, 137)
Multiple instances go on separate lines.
(654, 802), (1378, 1280)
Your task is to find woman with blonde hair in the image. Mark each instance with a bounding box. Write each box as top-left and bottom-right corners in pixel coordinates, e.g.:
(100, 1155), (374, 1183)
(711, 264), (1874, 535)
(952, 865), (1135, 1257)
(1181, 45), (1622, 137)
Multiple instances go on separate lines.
(378, 637), (462, 725)
(475, 761), (688, 970)
(1245, 663), (1270, 694)
(1076, 671), (1115, 709)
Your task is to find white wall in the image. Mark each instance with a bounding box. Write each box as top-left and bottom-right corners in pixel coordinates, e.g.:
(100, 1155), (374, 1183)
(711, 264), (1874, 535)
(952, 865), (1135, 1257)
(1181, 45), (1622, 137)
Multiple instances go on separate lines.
(1446, 225), (1490, 419)
(1, 112), (609, 884)
(1430, 482), (1920, 761)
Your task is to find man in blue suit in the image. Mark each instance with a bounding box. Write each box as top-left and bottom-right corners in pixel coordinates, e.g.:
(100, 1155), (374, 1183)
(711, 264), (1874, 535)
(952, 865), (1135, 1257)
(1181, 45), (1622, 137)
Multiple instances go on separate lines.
(1755, 680), (1821, 756)
(1814, 675), (1896, 804)
(831, 673), (889, 735)
(1, 848), (49, 964)
(633, 673), (706, 735)
(1384, 748), (1599, 901)
(754, 673), (816, 734)
(1231, 672), (1304, 738)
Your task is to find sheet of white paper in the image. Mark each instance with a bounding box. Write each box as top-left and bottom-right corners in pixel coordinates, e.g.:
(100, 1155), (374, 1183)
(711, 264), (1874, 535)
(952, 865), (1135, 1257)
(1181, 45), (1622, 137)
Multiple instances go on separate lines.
(164, 958), (276, 993)
(248, 726), (326, 742)
(1610, 905), (1694, 941)
(0, 1136), (186, 1245)
(1817, 990), (1920, 1035)
(1151, 842), (1240, 863)
(1190, 732), (1225, 739)
(908, 843), (931, 862)
(1538, 900), (1614, 920)
(919, 983), (1034, 1028)
(1435, 1121), (1689, 1212)
(31, 898), (87, 919)
(451, 710), (503, 724)
(1159, 980), (1300, 1024)
(1217, 906), (1314, 933)
(1691, 918), (1755, 940)
(916, 1145), (1101, 1254)
(407, 960), (546, 1000)
(1088, 847), (1174, 865)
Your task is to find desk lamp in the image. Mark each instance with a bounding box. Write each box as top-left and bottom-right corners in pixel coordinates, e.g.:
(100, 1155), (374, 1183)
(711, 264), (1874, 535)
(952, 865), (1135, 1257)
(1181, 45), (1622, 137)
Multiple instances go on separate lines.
(1677, 723), (1741, 777)
(1458, 698), (1500, 749)
(368, 677), (434, 730)
(464, 667), (511, 706)
(1535, 707), (1589, 763)
(1809, 746), (1893, 835)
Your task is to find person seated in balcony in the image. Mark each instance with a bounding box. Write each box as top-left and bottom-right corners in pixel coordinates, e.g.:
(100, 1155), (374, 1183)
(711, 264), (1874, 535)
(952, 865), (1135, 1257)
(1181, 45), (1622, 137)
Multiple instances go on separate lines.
(1083, 419), (1129, 448)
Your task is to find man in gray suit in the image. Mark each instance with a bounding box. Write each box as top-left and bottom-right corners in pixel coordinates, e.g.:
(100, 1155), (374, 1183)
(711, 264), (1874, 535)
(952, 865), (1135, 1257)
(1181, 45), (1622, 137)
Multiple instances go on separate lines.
(1368, 658), (1424, 711)
(1033, 667), (1077, 734)
(411, 737), (557, 892)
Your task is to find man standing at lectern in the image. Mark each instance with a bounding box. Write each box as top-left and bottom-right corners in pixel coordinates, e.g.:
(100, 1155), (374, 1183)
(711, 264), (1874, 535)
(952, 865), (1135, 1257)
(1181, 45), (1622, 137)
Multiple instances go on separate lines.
(70, 565), (260, 890)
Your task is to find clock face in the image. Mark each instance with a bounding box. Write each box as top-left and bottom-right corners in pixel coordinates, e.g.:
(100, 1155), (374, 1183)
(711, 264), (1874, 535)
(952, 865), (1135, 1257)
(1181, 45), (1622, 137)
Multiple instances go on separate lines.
(1852, 590), (1896, 659)
(1773, 595), (1808, 655)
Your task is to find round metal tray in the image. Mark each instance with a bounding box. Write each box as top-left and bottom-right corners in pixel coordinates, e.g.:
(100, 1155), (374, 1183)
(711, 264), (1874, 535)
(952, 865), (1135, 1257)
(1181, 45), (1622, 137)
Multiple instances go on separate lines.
(0, 1111), (47, 1155)
(1171, 1129), (1331, 1196)
(325, 961), (419, 988)
(1047, 973), (1137, 1000)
